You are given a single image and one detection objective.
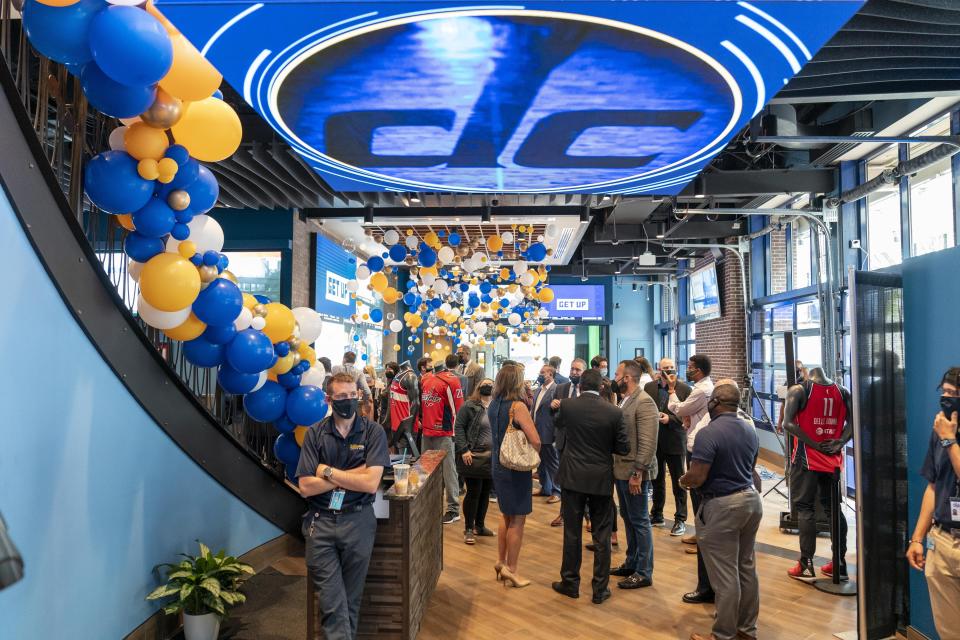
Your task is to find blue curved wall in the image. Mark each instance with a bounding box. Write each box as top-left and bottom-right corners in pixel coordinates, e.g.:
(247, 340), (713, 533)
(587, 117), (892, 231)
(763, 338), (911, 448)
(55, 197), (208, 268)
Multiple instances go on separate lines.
(0, 187), (282, 638)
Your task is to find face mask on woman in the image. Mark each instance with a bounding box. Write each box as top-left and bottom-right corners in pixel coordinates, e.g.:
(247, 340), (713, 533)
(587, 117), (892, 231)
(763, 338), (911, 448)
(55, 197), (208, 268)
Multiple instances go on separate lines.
(479, 384), (493, 397)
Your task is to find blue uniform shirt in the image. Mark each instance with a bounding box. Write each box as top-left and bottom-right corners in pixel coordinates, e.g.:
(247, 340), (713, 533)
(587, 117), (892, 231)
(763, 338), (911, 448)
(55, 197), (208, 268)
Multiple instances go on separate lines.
(920, 430), (960, 527)
(296, 414), (390, 512)
(691, 411), (759, 497)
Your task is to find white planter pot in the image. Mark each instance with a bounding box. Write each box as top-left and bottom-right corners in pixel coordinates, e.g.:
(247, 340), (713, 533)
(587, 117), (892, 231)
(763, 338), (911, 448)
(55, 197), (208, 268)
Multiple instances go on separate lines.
(183, 612), (220, 640)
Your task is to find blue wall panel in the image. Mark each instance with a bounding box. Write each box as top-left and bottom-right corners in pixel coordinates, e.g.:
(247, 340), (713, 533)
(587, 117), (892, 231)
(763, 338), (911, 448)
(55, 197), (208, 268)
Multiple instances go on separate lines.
(0, 191), (281, 639)
(610, 279), (655, 366)
(902, 245), (960, 639)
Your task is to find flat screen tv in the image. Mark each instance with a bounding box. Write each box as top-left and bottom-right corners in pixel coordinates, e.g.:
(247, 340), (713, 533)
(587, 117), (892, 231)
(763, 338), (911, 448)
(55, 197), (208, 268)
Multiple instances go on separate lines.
(690, 265), (721, 321)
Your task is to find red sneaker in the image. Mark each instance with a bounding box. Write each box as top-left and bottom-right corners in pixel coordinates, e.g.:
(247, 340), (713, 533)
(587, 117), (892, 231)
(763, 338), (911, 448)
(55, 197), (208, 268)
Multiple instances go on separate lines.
(820, 561), (849, 581)
(787, 559), (816, 582)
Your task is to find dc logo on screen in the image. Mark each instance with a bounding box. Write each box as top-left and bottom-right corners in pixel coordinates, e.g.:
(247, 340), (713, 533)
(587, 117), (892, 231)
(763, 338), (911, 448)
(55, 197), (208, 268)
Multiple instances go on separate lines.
(271, 10), (740, 193)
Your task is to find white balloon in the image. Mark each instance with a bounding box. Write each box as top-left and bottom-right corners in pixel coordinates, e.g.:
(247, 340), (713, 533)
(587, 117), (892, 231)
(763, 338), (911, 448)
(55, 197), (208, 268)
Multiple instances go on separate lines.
(433, 279), (449, 295)
(136, 295), (191, 330)
(128, 260), (144, 282)
(449, 308), (461, 319)
(547, 323), (556, 330)
(462, 259), (476, 273)
(502, 231), (514, 244)
(251, 371), (268, 392)
(165, 215), (224, 254)
(537, 234), (545, 242)
(109, 126), (129, 151)
(539, 308), (550, 319)
(440, 302), (452, 314)
(301, 365), (326, 388)
(250, 316), (266, 331)
(405, 235), (418, 250)
(292, 307), (322, 344)
(384, 230), (400, 246)
(355, 265), (371, 280)
(438, 246), (455, 264)
(508, 312), (521, 326)
(347, 279), (360, 292)
(471, 251), (486, 265)
(421, 272), (436, 286)
(520, 272), (535, 287)
(234, 306), (253, 331)
(390, 319), (403, 333)
(473, 321), (487, 334)
(513, 260), (528, 275)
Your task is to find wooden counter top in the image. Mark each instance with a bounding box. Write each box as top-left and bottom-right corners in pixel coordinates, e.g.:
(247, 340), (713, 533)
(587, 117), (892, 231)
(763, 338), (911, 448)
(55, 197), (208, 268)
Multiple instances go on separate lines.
(383, 449), (446, 501)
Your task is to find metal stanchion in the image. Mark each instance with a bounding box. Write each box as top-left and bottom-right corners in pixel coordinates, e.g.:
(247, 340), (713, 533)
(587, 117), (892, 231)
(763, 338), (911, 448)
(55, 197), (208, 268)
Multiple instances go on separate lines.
(814, 468), (857, 596)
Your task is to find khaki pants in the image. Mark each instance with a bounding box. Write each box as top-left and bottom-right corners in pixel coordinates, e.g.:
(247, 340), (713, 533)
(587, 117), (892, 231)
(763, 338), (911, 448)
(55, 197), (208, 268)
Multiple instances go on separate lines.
(926, 526), (960, 640)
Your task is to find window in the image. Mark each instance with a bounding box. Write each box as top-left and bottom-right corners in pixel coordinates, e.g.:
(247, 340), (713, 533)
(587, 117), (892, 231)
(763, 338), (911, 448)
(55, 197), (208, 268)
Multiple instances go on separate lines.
(909, 115), (955, 257)
(793, 218), (813, 288)
(865, 145), (902, 269)
(222, 251), (282, 302)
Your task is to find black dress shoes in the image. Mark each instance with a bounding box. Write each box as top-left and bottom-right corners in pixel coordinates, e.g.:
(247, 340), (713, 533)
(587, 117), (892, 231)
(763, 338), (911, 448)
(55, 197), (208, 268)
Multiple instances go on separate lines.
(551, 581), (579, 599)
(682, 589), (716, 604)
(610, 564), (633, 577)
(592, 589), (612, 604)
(617, 574), (653, 589)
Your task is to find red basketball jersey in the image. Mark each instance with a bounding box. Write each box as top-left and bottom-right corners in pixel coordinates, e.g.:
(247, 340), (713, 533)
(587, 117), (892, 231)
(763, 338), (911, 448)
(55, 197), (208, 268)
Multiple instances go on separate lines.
(791, 382), (846, 472)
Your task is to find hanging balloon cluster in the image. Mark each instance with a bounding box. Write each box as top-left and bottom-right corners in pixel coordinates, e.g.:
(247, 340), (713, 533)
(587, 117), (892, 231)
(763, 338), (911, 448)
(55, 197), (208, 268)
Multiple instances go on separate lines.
(346, 225), (561, 355)
(21, 0), (326, 479)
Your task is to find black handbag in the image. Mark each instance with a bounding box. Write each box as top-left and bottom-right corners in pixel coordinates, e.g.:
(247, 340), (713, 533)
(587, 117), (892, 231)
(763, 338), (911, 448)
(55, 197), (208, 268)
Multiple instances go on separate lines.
(457, 449), (492, 478)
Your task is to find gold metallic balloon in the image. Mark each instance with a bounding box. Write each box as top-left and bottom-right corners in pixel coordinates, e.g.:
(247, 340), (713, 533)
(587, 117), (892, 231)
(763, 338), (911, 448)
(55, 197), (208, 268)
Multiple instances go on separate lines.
(167, 189), (191, 211)
(288, 337), (301, 351)
(199, 265), (219, 283)
(291, 352), (302, 365)
(220, 269), (238, 284)
(253, 304), (267, 317)
(140, 89), (185, 129)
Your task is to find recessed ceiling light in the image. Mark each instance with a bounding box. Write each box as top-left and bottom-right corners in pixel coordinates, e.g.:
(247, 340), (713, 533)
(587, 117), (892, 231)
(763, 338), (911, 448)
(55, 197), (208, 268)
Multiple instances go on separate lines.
(656, 233), (665, 239)
(410, 194), (421, 203)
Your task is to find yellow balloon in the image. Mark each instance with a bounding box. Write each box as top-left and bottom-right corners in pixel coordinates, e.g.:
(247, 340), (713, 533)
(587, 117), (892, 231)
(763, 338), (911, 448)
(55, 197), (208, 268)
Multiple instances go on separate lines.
(145, 0), (178, 35)
(139, 253), (201, 312)
(267, 371), (278, 382)
(486, 235), (503, 252)
(178, 240), (197, 259)
(163, 313), (207, 341)
(424, 231), (439, 248)
(116, 214), (136, 231)
(393, 344), (401, 352)
(242, 293), (258, 310)
(170, 97), (241, 162)
(124, 122), (168, 161)
(299, 343), (316, 365)
(294, 426), (309, 447)
(35, 0), (81, 6)
(159, 33), (222, 102)
(262, 302), (296, 343)
(539, 288), (555, 303)
(370, 272), (388, 292)
(270, 353), (295, 376)
(499, 268), (510, 281)
(137, 158), (160, 180)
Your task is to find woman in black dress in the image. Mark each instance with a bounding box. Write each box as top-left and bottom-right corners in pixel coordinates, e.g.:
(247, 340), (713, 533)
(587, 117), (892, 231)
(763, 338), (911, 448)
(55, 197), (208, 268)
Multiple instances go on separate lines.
(488, 363), (541, 588)
(454, 377), (495, 545)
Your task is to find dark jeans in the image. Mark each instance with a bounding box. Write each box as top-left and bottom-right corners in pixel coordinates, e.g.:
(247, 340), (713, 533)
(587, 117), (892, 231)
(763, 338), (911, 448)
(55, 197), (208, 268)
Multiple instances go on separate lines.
(792, 464), (847, 561)
(689, 452), (712, 594)
(304, 506), (377, 640)
(462, 476), (492, 531)
(652, 452), (688, 522)
(538, 443), (561, 496)
(560, 488), (614, 595)
(615, 479), (654, 579)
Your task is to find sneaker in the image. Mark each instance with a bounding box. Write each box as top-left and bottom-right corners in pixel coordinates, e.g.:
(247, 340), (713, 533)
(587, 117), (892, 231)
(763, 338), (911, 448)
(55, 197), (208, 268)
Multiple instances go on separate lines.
(820, 561), (849, 581)
(787, 559), (817, 582)
(650, 515), (666, 526)
(442, 512), (461, 525)
(464, 530), (476, 545)
(670, 521), (687, 537)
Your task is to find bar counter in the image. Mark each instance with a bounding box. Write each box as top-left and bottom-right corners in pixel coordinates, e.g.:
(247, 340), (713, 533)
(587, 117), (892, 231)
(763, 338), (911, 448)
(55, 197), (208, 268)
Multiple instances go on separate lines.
(309, 449), (445, 639)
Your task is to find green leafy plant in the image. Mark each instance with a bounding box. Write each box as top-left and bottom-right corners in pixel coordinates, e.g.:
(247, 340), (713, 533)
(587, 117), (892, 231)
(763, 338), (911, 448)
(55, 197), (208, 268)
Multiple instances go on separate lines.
(146, 541), (255, 618)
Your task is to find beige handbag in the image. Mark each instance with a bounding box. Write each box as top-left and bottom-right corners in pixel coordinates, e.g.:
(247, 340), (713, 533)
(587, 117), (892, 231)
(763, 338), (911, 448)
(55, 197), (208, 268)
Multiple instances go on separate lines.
(499, 402), (540, 472)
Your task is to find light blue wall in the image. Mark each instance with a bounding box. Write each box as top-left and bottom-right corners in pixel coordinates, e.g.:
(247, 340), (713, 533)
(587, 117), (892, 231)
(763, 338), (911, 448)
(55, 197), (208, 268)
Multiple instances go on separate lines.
(609, 279), (655, 366)
(0, 189), (282, 639)
(902, 245), (960, 639)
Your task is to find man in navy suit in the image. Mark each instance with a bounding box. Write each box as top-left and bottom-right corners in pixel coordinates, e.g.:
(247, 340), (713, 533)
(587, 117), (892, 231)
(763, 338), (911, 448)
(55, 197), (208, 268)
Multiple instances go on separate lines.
(534, 364), (561, 503)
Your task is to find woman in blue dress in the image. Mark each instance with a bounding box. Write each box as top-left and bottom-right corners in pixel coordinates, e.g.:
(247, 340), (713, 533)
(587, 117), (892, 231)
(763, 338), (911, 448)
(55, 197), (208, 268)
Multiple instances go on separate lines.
(488, 363), (541, 588)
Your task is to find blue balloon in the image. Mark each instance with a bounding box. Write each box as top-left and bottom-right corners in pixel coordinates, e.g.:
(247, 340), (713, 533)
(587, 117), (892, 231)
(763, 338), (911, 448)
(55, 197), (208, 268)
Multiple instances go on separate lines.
(89, 6), (173, 86)
(277, 371), (302, 389)
(284, 460), (298, 483)
(218, 364), (260, 395)
(213, 89), (224, 100)
(186, 165), (219, 215)
(527, 242), (548, 262)
(286, 385), (327, 425)
(85, 151), (154, 214)
(275, 342), (291, 357)
(171, 222), (190, 240)
(124, 232), (164, 262)
(80, 62), (156, 119)
(448, 232), (461, 246)
(21, 0), (103, 65)
(169, 156), (200, 190)
(203, 323), (236, 345)
(481, 294), (492, 304)
(403, 292), (417, 306)
(459, 283), (470, 292)
(189, 254), (203, 267)
(431, 298), (442, 309)
(202, 250), (220, 266)
(131, 198), (176, 238)
(367, 256), (385, 272)
(274, 433), (301, 465)
(274, 415), (296, 434)
(193, 279), (243, 327)
(294, 360), (311, 375)
(226, 328), (275, 373)
(369, 308), (383, 323)
(244, 381), (288, 423)
(418, 248), (437, 267)
(183, 337), (225, 368)
(389, 244), (407, 262)
(218, 254), (229, 271)
(254, 294), (272, 304)
(164, 144), (190, 167)
(479, 281), (493, 294)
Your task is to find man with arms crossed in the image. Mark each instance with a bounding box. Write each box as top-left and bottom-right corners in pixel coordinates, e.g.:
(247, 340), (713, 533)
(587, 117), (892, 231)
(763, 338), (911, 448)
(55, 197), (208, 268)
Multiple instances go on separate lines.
(297, 373), (389, 640)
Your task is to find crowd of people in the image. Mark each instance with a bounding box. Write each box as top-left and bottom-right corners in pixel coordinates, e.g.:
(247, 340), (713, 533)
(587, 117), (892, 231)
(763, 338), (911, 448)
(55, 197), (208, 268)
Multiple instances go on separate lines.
(294, 346), (960, 640)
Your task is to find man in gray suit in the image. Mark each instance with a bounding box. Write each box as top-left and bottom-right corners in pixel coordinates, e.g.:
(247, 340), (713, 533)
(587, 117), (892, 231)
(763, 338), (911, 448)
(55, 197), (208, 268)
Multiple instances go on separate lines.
(533, 364), (561, 503)
(456, 345), (484, 397)
(611, 359), (660, 589)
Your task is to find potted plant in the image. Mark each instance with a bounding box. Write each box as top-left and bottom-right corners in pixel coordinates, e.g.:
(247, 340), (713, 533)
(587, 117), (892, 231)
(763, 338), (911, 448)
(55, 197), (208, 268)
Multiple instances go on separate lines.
(146, 541), (255, 640)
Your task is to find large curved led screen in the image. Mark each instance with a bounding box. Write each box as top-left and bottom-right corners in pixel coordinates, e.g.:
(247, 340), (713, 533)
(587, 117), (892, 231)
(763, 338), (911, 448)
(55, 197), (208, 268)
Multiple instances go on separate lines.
(156, 1), (864, 194)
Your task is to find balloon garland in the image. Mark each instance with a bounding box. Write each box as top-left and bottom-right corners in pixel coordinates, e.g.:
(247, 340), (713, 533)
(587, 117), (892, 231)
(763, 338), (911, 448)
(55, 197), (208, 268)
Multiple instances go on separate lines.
(21, 0), (326, 480)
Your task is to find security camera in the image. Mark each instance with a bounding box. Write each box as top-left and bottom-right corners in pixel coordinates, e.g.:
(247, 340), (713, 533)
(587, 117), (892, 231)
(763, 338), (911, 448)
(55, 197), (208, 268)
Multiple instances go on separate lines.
(490, 199), (499, 207)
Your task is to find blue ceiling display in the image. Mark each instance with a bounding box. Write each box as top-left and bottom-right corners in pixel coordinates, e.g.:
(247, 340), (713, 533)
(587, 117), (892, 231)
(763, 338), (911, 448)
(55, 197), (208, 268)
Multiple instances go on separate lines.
(155, 1), (863, 194)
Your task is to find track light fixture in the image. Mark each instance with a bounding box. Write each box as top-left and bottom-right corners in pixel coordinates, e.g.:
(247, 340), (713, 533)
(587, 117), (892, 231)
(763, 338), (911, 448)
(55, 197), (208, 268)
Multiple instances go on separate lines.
(409, 193), (421, 203)
(363, 206), (374, 225)
(481, 206), (491, 223)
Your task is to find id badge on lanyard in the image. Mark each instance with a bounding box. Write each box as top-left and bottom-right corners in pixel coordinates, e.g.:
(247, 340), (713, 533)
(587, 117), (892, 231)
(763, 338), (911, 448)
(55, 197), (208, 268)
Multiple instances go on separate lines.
(951, 479), (960, 522)
(329, 489), (346, 511)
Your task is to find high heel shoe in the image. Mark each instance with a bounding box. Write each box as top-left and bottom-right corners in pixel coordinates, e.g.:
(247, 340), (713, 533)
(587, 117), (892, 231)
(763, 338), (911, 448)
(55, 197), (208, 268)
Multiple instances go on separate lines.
(494, 563), (504, 581)
(500, 567), (531, 588)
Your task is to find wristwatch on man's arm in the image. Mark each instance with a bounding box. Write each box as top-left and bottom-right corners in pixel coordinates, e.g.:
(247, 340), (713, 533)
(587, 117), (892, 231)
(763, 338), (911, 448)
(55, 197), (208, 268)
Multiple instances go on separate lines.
(321, 466), (335, 481)
(940, 438), (958, 449)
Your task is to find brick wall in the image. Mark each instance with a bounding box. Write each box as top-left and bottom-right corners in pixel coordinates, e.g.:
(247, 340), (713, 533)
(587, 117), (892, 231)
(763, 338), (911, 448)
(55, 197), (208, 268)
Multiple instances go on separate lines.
(691, 251), (749, 385)
(291, 211), (312, 308)
(769, 225), (787, 295)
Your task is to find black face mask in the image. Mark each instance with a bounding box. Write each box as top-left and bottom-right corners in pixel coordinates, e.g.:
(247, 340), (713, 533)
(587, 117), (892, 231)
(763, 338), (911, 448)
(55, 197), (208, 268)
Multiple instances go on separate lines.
(385, 371), (396, 380)
(940, 395), (960, 419)
(536, 375), (546, 385)
(479, 384), (493, 397)
(610, 378), (626, 395)
(796, 369), (804, 380)
(707, 398), (721, 420)
(458, 354), (468, 364)
(569, 375), (581, 385)
(685, 368), (698, 382)
(332, 398), (358, 420)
